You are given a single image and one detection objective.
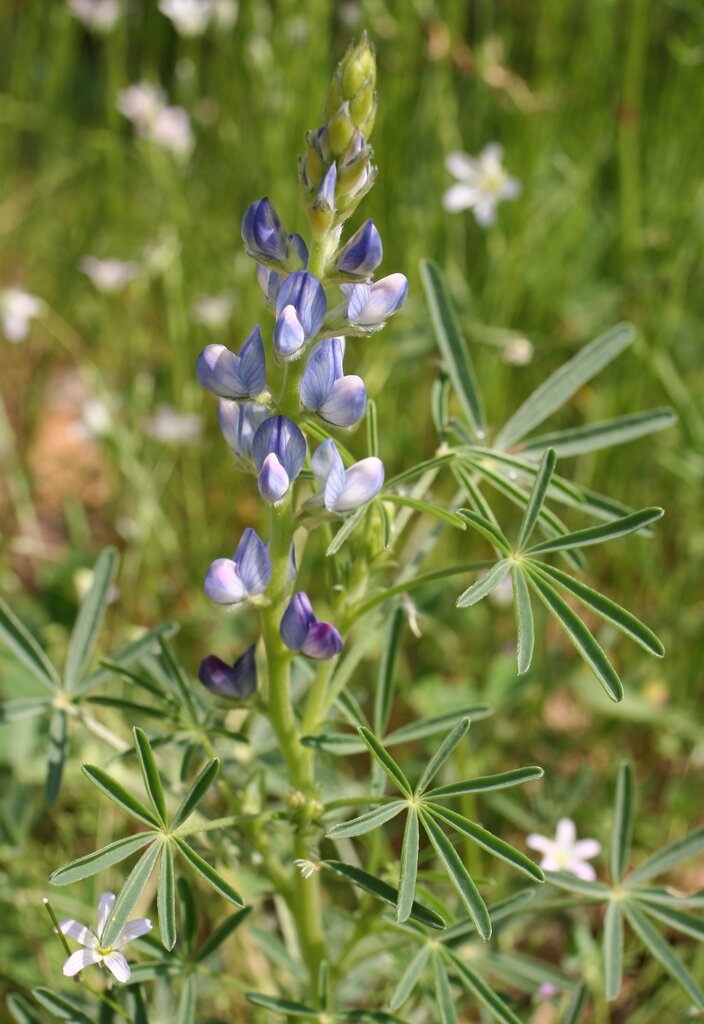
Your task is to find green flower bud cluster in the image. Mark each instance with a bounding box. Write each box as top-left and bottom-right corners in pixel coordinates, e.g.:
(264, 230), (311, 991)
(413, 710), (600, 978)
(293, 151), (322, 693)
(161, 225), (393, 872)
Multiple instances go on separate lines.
(299, 33), (378, 239)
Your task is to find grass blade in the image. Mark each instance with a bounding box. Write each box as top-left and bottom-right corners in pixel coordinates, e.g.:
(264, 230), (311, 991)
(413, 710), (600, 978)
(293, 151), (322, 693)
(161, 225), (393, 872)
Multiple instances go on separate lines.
(158, 840), (177, 950)
(416, 718), (470, 794)
(358, 728), (412, 797)
(603, 899), (623, 1000)
(623, 902), (704, 1008)
(428, 804), (544, 882)
(526, 570), (623, 702)
(426, 765), (543, 799)
(456, 559), (510, 608)
(171, 757), (220, 829)
(64, 548), (117, 690)
(389, 945), (430, 1011)
(396, 806), (419, 923)
(326, 801), (406, 840)
(420, 259), (485, 438)
(322, 859), (445, 930)
(82, 764), (161, 827)
(495, 323), (635, 450)
(519, 408), (676, 457)
(530, 561), (664, 657)
(0, 597), (59, 691)
(512, 566), (534, 675)
(625, 827), (704, 886)
(610, 762), (634, 883)
(420, 809), (491, 939)
(526, 507), (663, 556)
(174, 837), (244, 906)
(433, 952), (458, 1024)
(45, 710), (67, 806)
(50, 832), (156, 886)
(134, 727), (168, 825)
(515, 449), (557, 550)
(101, 840), (162, 947)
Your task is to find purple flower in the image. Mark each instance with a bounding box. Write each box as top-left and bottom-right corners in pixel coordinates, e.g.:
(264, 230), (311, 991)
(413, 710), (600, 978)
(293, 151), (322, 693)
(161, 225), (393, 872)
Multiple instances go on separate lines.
(310, 439), (384, 513)
(316, 162), (337, 213)
(300, 338), (366, 427)
(58, 892), (151, 984)
(273, 271), (327, 362)
(257, 264), (282, 307)
(346, 273), (408, 329)
(335, 219), (382, 278)
(196, 326), (266, 399)
(199, 645), (257, 699)
(217, 400), (269, 464)
(280, 592), (342, 660)
(251, 415), (307, 503)
(204, 528), (271, 605)
(241, 197), (308, 269)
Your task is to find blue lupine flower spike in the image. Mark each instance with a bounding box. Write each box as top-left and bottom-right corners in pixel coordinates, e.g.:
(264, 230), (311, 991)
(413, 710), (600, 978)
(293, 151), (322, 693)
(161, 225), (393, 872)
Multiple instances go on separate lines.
(280, 592), (343, 660)
(334, 219), (383, 279)
(204, 528), (271, 605)
(310, 438), (384, 513)
(199, 645), (257, 699)
(251, 415), (307, 504)
(273, 271), (327, 362)
(196, 326), (266, 400)
(300, 338), (366, 427)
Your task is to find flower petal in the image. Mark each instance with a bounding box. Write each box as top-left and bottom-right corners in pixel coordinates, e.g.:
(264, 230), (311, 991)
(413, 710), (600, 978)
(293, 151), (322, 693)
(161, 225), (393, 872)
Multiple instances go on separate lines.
(258, 453), (290, 503)
(238, 326), (267, 395)
(198, 647), (257, 700)
(63, 949), (103, 977)
(442, 183), (477, 213)
(204, 558), (248, 605)
(301, 621), (343, 660)
(574, 839), (602, 860)
(319, 374), (367, 427)
(331, 457), (384, 512)
(525, 834), (553, 855)
(280, 592), (316, 652)
(115, 918), (153, 947)
(445, 151), (479, 180)
(96, 892), (116, 936)
(234, 527), (271, 595)
(196, 343), (245, 398)
(273, 304), (306, 360)
(555, 818), (577, 848)
(57, 919), (98, 949)
(103, 951), (131, 983)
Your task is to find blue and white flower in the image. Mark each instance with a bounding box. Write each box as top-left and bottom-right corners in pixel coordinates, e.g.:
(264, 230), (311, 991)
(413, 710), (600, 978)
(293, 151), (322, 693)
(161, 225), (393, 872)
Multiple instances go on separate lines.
(300, 338), (366, 427)
(204, 528), (271, 605)
(334, 219), (382, 279)
(443, 143), (521, 227)
(242, 198), (308, 270)
(196, 326), (266, 400)
(309, 438), (383, 514)
(334, 273), (407, 334)
(58, 892), (152, 983)
(273, 271), (327, 362)
(199, 645), (257, 699)
(217, 400), (269, 465)
(280, 592), (342, 660)
(251, 415), (307, 504)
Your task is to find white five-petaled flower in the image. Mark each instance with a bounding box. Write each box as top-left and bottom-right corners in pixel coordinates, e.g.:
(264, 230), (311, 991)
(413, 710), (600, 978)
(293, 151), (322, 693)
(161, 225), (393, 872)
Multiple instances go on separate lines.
(0, 287), (45, 343)
(526, 818), (601, 880)
(443, 143), (521, 227)
(58, 891), (152, 983)
(117, 83), (194, 158)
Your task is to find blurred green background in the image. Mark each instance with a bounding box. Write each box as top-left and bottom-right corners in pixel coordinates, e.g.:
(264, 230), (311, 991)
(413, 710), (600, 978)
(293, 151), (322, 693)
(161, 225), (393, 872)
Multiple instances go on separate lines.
(1, 0), (703, 1019)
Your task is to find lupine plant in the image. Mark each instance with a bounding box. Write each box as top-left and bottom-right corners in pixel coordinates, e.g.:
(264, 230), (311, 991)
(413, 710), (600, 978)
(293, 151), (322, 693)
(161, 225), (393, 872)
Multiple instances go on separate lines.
(3, 34), (703, 1024)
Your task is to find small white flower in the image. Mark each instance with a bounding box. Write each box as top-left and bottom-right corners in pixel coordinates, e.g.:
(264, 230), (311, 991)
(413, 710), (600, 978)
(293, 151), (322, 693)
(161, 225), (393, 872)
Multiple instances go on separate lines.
(293, 858), (321, 880)
(145, 405), (203, 444)
(149, 105), (194, 157)
(192, 292), (234, 328)
(117, 83), (193, 158)
(68, 0), (122, 33)
(527, 818), (601, 880)
(0, 288), (45, 343)
(502, 336), (534, 366)
(211, 0), (238, 29)
(80, 257), (140, 293)
(117, 83), (166, 126)
(443, 143), (521, 227)
(159, 0), (212, 36)
(58, 891), (152, 983)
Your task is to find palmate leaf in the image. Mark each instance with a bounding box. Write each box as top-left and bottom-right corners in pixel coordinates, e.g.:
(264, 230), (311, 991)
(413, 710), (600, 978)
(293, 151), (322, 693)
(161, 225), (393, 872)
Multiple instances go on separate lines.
(170, 756), (220, 829)
(425, 766), (544, 799)
(457, 509), (511, 557)
(173, 837), (244, 907)
(635, 900), (704, 942)
(63, 547), (117, 692)
(456, 560), (510, 608)
(525, 506), (663, 556)
(0, 697), (53, 722)
(515, 448), (557, 551)
(76, 621), (178, 695)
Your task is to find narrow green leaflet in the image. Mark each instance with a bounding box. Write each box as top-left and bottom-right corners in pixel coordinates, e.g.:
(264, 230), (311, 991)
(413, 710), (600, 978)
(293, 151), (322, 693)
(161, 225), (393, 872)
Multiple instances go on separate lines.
(456, 560), (510, 608)
(77, 621), (178, 694)
(623, 902), (704, 1008)
(625, 827), (704, 886)
(636, 901), (704, 941)
(384, 705), (492, 744)
(545, 871), (611, 899)
(446, 951), (524, 1024)
(51, 832), (157, 885)
(171, 757), (220, 830)
(173, 837), (244, 906)
(519, 408), (676, 458)
(426, 766), (543, 799)
(561, 984), (588, 1024)
(382, 495), (467, 530)
(610, 763), (634, 883)
(177, 875), (197, 955)
(326, 504), (368, 556)
(420, 809), (491, 940)
(428, 804), (544, 883)
(82, 764), (161, 828)
(515, 449), (557, 550)
(525, 507), (663, 556)
(416, 718), (470, 794)
(495, 322), (635, 450)
(31, 989), (94, 1024)
(420, 259), (485, 438)
(512, 566), (534, 675)
(176, 976), (196, 1024)
(375, 607), (404, 735)
(246, 993), (318, 1018)
(433, 952), (458, 1024)
(0, 698), (52, 722)
(45, 710), (68, 806)
(326, 801), (406, 840)
(158, 841), (177, 950)
(322, 860), (446, 930)
(358, 728), (412, 797)
(389, 944), (430, 1011)
(134, 727), (168, 825)
(526, 570), (624, 702)
(7, 994), (44, 1024)
(101, 840), (162, 947)
(530, 561), (664, 657)
(195, 906), (253, 963)
(457, 509), (511, 556)
(452, 462), (501, 527)
(0, 597), (59, 690)
(383, 453), (456, 491)
(396, 807), (419, 924)
(603, 900), (624, 1000)
(63, 547), (117, 691)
